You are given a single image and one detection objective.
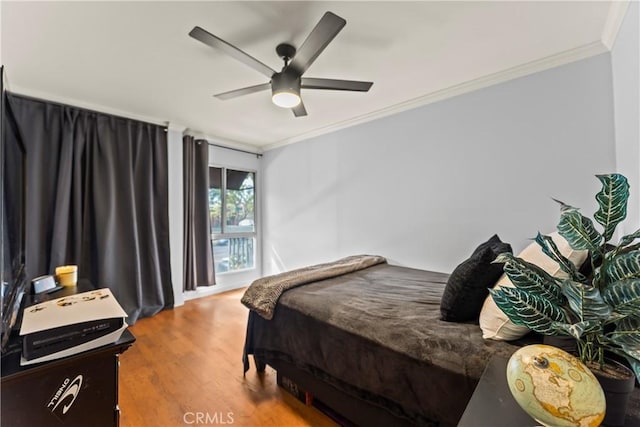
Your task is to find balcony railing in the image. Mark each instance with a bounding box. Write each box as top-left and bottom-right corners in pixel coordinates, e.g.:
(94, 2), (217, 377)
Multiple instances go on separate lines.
(212, 237), (254, 273)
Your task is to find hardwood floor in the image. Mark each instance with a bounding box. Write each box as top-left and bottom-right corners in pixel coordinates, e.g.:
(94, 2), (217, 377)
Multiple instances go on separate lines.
(118, 288), (337, 427)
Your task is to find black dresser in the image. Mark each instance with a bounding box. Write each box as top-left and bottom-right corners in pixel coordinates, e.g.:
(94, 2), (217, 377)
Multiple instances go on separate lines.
(1, 283), (135, 426)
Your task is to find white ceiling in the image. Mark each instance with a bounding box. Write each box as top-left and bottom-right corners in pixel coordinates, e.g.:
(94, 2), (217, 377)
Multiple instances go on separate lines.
(0, 1), (626, 151)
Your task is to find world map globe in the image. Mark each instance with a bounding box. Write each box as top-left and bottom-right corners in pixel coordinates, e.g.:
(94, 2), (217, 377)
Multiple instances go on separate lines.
(506, 344), (606, 427)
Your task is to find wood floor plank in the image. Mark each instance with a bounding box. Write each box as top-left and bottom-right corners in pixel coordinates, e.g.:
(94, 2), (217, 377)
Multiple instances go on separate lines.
(118, 288), (337, 427)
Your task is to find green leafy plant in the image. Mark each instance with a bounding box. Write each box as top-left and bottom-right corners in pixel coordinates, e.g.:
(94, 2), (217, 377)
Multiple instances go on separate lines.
(490, 173), (640, 382)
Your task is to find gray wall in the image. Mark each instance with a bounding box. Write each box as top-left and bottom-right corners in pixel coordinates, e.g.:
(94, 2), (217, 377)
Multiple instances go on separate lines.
(612, 1), (640, 235)
(262, 54), (616, 275)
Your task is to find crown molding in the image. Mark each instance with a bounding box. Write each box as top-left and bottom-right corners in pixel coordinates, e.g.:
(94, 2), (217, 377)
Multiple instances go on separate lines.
(8, 84), (262, 153)
(7, 85), (170, 128)
(601, 0), (631, 50)
(185, 129), (263, 154)
(263, 40), (608, 152)
(167, 123), (187, 133)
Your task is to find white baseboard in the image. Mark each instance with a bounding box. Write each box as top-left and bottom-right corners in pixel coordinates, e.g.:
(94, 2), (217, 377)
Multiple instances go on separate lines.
(181, 282), (247, 302)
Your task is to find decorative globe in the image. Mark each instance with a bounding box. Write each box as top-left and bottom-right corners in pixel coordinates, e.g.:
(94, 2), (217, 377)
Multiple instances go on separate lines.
(506, 344), (605, 427)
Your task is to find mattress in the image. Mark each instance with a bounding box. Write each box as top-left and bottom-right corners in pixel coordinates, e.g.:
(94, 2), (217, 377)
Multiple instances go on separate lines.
(243, 263), (522, 425)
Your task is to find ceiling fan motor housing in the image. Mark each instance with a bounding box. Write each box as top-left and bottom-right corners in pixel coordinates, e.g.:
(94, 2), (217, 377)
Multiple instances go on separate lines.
(271, 71), (302, 107)
(272, 71), (300, 93)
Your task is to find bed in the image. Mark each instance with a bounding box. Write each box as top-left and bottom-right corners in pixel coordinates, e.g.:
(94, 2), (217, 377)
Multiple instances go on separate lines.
(242, 256), (526, 426)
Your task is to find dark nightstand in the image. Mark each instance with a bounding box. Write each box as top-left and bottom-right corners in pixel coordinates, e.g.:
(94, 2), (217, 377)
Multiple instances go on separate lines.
(458, 356), (537, 427)
(458, 355), (640, 427)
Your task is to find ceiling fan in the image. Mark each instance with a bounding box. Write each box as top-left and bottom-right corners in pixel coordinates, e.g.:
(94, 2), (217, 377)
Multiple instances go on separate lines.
(189, 11), (373, 117)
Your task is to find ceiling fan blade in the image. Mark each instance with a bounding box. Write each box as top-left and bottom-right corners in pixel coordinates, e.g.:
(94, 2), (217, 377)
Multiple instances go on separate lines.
(214, 83), (271, 100)
(302, 78), (373, 92)
(189, 26), (276, 78)
(288, 12), (346, 76)
(292, 101), (307, 117)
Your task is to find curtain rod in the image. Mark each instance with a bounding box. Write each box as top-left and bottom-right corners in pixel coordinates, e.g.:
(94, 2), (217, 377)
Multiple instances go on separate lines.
(206, 141), (263, 158)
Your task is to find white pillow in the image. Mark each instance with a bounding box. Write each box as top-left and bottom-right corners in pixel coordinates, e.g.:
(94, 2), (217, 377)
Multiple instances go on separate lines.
(479, 232), (588, 341)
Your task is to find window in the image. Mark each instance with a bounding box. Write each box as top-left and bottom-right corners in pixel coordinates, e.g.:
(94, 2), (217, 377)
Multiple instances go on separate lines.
(209, 167), (256, 273)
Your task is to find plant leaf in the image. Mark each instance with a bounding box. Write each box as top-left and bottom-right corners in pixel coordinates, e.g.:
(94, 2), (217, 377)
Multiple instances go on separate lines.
(610, 317), (640, 346)
(557, 209), (602, 252)
(535, 232), (583, 280)
(489, 286), (567, 335)
(552, 320), (601, 339)
(603, 278), (640, 317)
(618, 228), (640, 250)
(603, 250), (640, 283)
(594, 174), (629, 242)
(495, 252), (564, 305)
(561, 280), (611, 321)
(553, 198), (578, 212)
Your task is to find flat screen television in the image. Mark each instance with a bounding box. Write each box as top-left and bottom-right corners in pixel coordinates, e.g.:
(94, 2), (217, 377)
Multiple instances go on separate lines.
(1, 65), (27, 354)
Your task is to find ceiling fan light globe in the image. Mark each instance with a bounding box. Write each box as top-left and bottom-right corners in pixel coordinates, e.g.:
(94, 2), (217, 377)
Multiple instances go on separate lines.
(272, 91), (301, 108)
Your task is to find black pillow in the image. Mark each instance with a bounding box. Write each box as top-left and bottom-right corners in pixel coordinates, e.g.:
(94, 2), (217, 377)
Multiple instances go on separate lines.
(440, 235), (512, 322)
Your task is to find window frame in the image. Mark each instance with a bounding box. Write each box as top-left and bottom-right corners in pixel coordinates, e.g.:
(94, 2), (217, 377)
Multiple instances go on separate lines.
(209, 165), (257, 275)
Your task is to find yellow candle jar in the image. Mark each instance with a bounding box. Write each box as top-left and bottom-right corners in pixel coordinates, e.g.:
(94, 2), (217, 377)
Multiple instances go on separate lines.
(55, 265), (78, 287)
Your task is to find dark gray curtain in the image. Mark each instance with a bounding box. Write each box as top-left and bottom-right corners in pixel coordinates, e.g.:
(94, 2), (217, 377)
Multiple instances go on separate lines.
(183, 135), (215, 291)
(5, 93), (174, 323)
